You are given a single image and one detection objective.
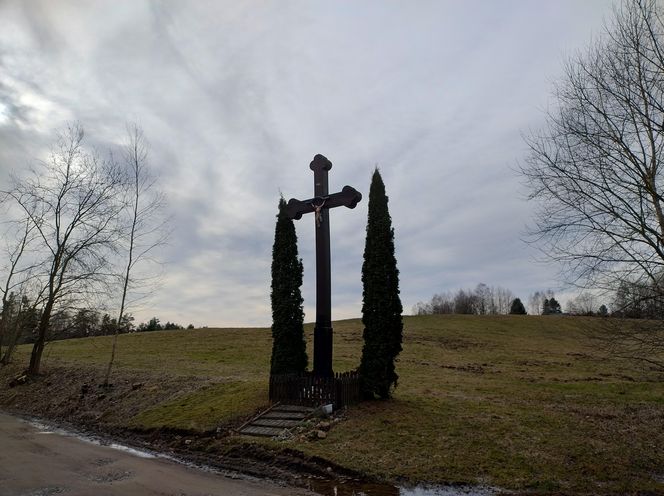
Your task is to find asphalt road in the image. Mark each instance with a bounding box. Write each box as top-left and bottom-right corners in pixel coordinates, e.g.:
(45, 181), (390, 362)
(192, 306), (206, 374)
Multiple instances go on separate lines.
(0, 413), (312, 496)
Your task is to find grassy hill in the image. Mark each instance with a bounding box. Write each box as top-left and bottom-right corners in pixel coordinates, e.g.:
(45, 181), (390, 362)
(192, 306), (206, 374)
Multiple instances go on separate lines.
(1, 314), (662, 494)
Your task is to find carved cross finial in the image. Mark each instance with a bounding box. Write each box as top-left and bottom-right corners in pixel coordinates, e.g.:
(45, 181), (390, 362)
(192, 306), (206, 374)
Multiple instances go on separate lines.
(310, 154), (332, 172)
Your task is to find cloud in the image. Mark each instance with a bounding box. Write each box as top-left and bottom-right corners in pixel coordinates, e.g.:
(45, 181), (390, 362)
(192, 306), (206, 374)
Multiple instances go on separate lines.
(0, 0), (614, 326)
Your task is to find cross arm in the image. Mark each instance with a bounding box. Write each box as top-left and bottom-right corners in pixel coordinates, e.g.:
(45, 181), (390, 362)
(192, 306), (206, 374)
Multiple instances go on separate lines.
(286, 185), (362, 220)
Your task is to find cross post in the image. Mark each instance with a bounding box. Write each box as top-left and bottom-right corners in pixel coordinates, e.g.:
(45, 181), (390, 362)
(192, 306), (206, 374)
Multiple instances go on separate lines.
(285, 154), (361, 378)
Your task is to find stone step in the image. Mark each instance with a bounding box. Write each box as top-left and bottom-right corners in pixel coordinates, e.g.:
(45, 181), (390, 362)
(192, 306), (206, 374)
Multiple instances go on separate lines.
(239, 425), (286, 437)
(273, 405), (315, 413)
(238, 404), (315, 438)
(252, 418), (303, 428)
(262, 411), (308, 420)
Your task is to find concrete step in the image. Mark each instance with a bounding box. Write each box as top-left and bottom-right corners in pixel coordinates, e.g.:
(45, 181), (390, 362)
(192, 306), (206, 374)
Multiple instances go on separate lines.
(238, 404), (315, 438)
(262, 411), (308, 420)
(252, 418), (303, 428)
(239, 425), (285, 437)
(273, 405), (315, 414)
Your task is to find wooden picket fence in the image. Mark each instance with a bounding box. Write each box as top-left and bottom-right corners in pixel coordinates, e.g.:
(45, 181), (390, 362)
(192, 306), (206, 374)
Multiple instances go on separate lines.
(269, 371), (360, 409)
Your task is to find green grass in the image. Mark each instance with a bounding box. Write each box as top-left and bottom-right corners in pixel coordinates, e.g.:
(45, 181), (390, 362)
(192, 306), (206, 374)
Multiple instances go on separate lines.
(4, 314), (664, 493)
(129, 381), (266, 431)
(42, 326), (273, 378)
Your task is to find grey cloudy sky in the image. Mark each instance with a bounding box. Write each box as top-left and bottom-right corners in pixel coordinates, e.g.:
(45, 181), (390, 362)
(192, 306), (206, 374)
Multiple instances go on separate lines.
(0, 0), (615, 327)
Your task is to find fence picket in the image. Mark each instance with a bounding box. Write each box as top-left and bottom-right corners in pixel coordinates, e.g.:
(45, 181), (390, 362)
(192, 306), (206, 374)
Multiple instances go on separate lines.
(269, 371), (360, 409)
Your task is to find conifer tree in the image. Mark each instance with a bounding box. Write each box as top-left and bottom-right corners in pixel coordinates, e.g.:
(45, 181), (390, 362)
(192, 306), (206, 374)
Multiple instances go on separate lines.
(548, 297), (562, 314)
(509, 297), (527, 315)
(359, 169), (403, 399)
(270, 197), (307, 375)
(598, 304), (608, 317)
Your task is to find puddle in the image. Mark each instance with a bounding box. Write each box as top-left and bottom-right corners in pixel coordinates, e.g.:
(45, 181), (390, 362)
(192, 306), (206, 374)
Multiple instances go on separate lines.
(308, 479), (498, 496)
(107, 442), (158, 459)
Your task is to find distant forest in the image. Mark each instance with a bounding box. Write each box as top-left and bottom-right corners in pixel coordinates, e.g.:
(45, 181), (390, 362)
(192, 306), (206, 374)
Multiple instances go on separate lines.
(412, 283), (636, 318)
(0, 294), (192, 347)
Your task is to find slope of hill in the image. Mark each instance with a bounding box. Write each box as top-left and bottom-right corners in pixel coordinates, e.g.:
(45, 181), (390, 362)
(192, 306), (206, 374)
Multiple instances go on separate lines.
(0, 315), (662, 494)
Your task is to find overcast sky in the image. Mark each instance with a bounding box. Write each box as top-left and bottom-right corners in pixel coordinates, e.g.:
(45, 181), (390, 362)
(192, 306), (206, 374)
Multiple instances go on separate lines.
(0, 0), (616, 327)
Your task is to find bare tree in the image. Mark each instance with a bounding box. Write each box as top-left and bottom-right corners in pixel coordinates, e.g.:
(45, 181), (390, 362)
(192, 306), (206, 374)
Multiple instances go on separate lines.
(453, 289), (477, 315)
(477, 284), (514, 315)
(613, 277), (664, 317)
(0, 216), (42, 364)
(593, 317), (664, 370)
(523, 0), (664, 291)
(521, 0), (664, 368)
(431, 292), (455, 314)
(4, 123), (124, 375)
(528, 290), (554, 316)
(412, 300), (432, 315)
(567, 292), (598, 315)
(494, 286), (515, 315)
(104, 123), (166, 385)
(474, 283), (492, 315)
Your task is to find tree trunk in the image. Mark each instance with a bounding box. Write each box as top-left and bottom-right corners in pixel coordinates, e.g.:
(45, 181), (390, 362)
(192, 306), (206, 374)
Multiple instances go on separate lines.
(27, 301), (52, 376)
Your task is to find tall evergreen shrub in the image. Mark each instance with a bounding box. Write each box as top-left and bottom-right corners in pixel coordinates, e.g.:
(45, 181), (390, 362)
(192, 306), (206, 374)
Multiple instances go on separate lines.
(270, 197), (307, 375)
(509, 298), (527, 315)
(359, 169), (403, 399)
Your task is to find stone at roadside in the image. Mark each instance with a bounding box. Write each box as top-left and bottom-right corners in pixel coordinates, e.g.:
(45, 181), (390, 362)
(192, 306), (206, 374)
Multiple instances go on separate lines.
(316, 430), (327, 439)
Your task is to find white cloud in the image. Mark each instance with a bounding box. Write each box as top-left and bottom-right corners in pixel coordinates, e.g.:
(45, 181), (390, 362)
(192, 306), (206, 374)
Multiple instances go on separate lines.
(0, 0), (615, 326)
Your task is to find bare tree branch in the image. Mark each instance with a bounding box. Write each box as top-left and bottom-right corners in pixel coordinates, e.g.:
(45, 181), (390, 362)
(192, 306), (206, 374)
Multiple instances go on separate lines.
(3, 123), (125, 375)
(521, 0), (664, 369)
(104, 123), (167, 385)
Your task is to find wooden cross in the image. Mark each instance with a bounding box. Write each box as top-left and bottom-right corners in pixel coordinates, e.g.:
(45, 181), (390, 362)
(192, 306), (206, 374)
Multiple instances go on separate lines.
(286, 154), (362, 378)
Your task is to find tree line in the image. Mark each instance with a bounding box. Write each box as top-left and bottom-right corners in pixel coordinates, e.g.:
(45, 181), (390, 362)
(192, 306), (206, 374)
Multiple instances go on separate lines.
(0, 299), (191, 361)
(413, 286), (568, 317)
(414, 284), (535, 316)
(416, 281), (664, 320)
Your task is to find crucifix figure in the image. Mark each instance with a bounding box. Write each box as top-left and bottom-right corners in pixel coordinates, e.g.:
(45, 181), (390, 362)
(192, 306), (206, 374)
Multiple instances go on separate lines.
(286, 154), (362, 378)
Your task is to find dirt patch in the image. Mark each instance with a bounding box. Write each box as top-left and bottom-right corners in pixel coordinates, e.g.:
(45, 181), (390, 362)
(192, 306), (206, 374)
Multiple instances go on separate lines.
(0, 362), (204, 425)
(439, 363), (490, 374)
(417, 335), (483, 350)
